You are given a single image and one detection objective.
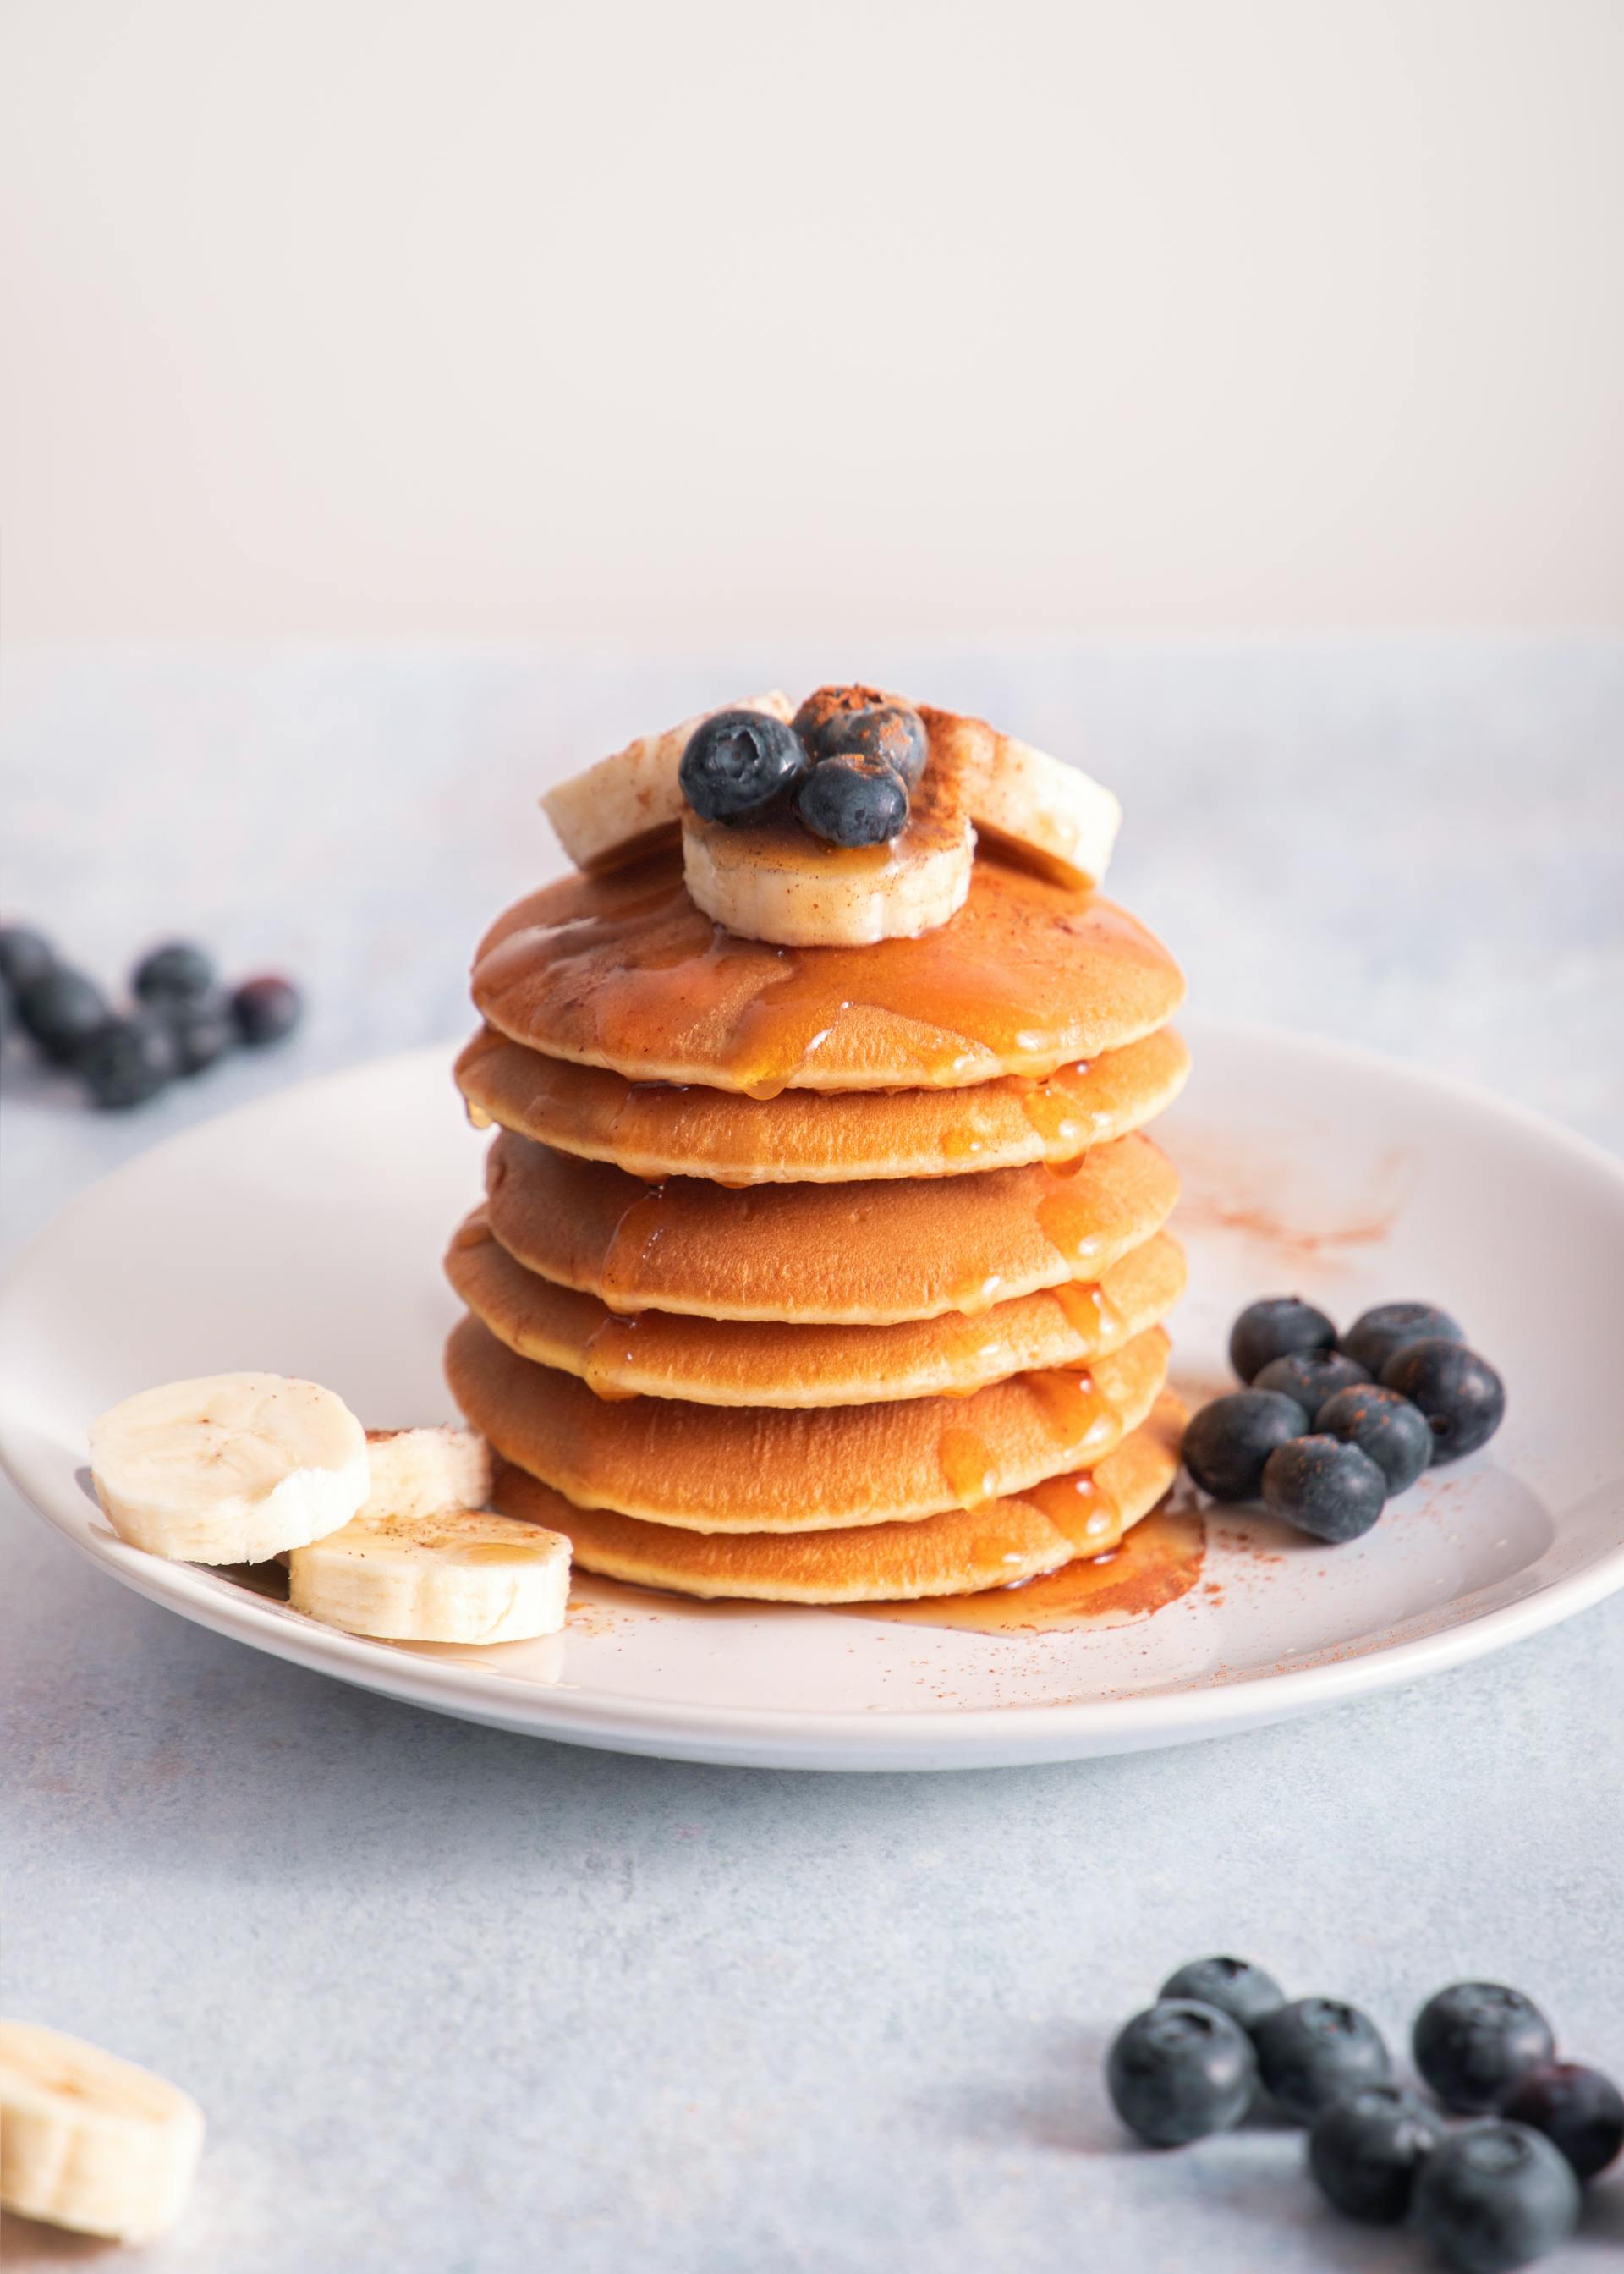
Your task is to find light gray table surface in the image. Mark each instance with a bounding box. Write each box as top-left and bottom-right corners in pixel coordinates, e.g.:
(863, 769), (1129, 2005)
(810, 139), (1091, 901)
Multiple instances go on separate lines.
(3, 640), (1621, 2272)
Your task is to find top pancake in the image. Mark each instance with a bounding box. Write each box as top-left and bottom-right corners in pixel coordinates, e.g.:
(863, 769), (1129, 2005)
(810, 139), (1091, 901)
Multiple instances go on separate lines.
(470, 848), (1184, 1096)
(454, 1024), (1190, 1184)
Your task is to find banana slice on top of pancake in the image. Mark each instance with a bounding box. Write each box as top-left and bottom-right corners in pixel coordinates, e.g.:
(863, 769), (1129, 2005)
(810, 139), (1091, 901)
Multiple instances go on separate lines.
(540, 686), (1121, 947)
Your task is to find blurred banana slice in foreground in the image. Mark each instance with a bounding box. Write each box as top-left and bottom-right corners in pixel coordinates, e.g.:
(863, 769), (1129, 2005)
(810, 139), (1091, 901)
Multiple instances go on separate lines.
(0, 2018), (205, 2244)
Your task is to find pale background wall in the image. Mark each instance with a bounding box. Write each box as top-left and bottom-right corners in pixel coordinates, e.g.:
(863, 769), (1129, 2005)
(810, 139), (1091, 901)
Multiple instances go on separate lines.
(2, 0), (1621, 641)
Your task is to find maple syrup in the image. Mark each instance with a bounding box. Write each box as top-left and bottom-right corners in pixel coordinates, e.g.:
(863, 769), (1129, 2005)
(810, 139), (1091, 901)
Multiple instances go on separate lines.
(1022, 1365), (1107, 1449)
(938, 1427), (998, 1509)
(1036, 1173), (1113, 1272)
(580, 1313), (647, 1401)
(1047, 1278), (1127, 1347)
(597, 1186), (669, 1314)
(1018, 1468), (1124, 1554)
(863, 1504), (1204, 1632)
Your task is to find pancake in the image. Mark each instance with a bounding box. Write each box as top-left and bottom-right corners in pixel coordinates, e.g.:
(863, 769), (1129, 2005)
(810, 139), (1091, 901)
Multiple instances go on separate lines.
(448, 1211), (1186, 1406)
(446, 1312), (1169, 1531)
(471, 848), (1184, 1096)
(454, 1024), (1190, 1184)
(491, 1391), (1187, 1602)
(482, 1129), (1179, 1325)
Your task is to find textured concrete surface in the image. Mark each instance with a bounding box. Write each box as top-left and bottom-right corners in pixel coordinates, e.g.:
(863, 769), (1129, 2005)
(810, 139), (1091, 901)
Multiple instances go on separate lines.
(3, 641), (1621, 2271)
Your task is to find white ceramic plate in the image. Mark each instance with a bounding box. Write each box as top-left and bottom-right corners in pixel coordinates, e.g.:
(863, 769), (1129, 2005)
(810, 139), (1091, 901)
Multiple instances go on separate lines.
(3, 1024), (1621, 1771)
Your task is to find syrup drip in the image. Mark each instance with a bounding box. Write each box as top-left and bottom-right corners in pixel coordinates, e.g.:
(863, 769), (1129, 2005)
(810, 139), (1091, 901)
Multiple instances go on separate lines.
(1017, 1071), (1088, 1152)
(598, 1185), (669, 1314)
(945, 1266), (1007, 1316)
(1022, 1367), (1111, 1458)
(941, 1124), (988, 1164)
(863, 1504), (1204, 1633)
(1017, 1469), (1123, 1555)
(939, 1427), (998, 1510)
(1048, 1279), (1127, 1348)
(580, 1314), (646, 1402)
(1036, 1172), (1111, 1271)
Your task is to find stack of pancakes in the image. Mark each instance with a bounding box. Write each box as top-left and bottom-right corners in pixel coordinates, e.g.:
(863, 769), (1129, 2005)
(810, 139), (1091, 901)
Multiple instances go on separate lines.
(444, 829), (1190, 1607)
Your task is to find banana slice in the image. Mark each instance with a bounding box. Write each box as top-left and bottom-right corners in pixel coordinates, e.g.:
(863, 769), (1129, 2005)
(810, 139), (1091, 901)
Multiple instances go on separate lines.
(541, 691), (793, 871)
(288, 1505), (571, 1643)
(362, 1426), (491, 1521)
(932, 709), (1121, 891)
(0, 2018), (205, 2244)
(89, 1372), (369, 1564)
(681, 793), (973, 948)
(540, 689), (1122, 947)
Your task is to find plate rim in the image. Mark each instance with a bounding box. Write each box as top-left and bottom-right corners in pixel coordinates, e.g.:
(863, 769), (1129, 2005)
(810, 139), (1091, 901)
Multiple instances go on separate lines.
(3, 1018), (1622, 1766)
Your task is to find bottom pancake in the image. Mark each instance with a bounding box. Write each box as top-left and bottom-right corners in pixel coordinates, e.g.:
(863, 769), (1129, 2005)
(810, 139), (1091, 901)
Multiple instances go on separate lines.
(491, 1391), (1187, 1604)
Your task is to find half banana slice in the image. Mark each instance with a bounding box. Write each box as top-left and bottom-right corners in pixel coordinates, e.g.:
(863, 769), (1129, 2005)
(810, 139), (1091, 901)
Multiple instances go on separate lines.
(89, 1371), (369, 1564)
(0, 2019), (205, 2244)
(361, 1425), (491, 1521)
(542, 691), (793, 872)
(288, 1505), (570, 1643)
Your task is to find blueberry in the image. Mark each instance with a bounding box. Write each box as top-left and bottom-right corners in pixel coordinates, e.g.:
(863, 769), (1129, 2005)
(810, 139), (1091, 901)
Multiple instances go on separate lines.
(1106, 2000), (1257, 2146)
(679, 709), (809, 823)
(1381, 1341), (1506, 1465)
(159, 997), (237, 1076)
(1414, 1984), (1555, 2114)
(1501, 2062), (1624, 2183)
(1228, 1297), (1336, 1384)
(1341, 1299), (1463, 1376)
(16, 967), (110, 1063)
(1157, 1957), (1285, 2035)
(133, 939), (217, 1003)
(0, 924), (56, 991)
(231, 974), (304, 1047)
(792, 682), (892, 747)
(1180, 1390), (1306, 1502)
(1314, 1382), (1435, 1495)
(797, 756), (909, 848)
(808, 702), (928, 788)
(1413, 2122), (1579, 2274)
(1252, 1997), (1391, 2124)
(1261, 1434), (1388, 1543)
(75, 1015), (179, 1109)
(1308, 2083), (1446, 2222)
(1252, 1349), (1369, 1423)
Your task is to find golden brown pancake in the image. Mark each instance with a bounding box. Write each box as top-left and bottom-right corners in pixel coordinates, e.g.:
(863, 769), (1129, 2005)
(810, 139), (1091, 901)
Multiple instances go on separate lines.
(470, 849), (1184, 1096)
(492, 1391), (1187, 1602)
(448, 1210), (1186, 1406)
(454, 1024), (1190, 1184)
(446, 1312), (1168, 1531)
(482, 1129), (1179, 1325)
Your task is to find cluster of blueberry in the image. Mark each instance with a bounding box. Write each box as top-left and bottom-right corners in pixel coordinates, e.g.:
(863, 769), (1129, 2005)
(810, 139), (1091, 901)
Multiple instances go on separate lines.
(1108, 1958), (1621, 2271)
(1182, 1297), (1506, 1541)
(0, 926), (303, 1110)
(680, 687), (927, 849)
